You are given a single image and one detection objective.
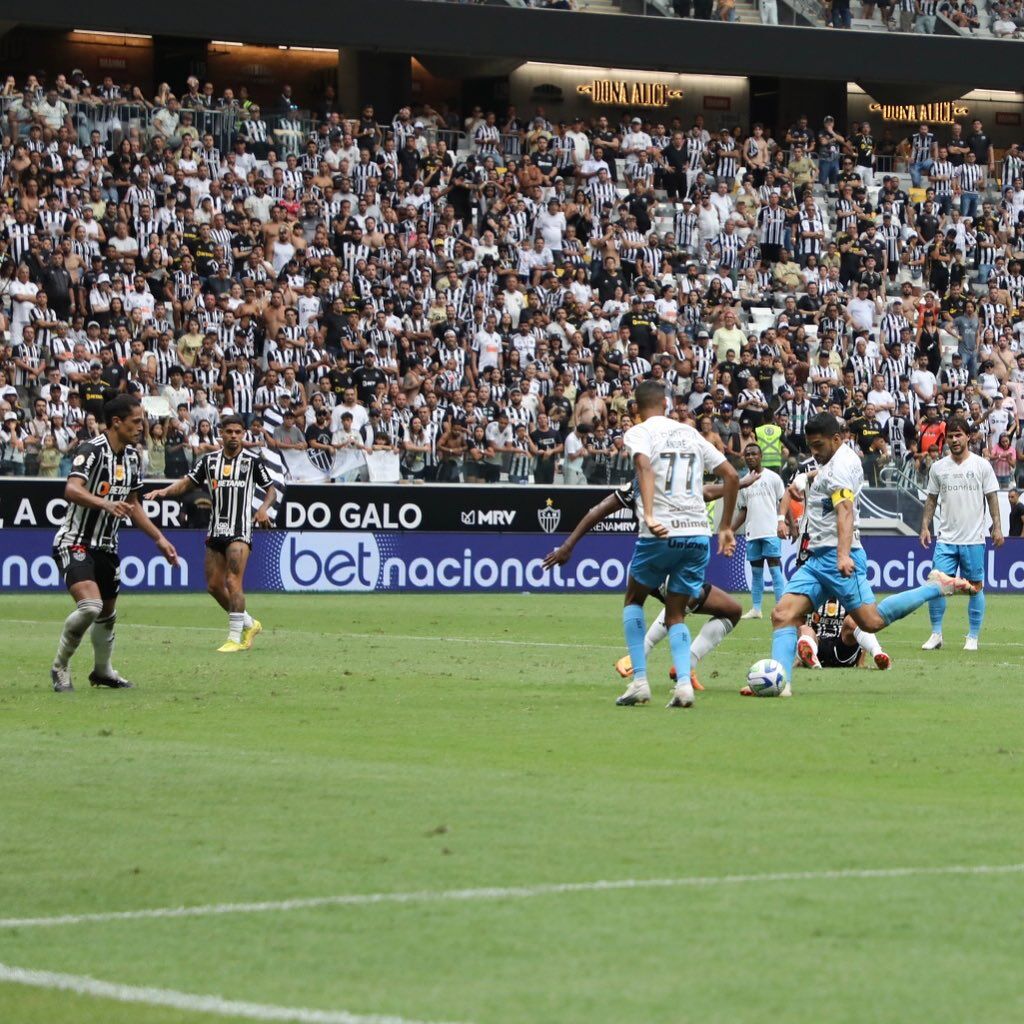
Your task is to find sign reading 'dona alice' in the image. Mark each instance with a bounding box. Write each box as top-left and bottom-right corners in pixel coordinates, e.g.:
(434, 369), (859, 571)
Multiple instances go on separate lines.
(577, 79), (683, 108)
(867, 101), (969, 126)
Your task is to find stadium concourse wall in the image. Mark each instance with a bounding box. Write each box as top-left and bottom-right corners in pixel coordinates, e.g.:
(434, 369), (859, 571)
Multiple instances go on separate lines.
(2, 481), (1022, 595)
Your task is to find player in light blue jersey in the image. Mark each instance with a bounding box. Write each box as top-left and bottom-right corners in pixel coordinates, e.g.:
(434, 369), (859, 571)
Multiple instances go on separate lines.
(761, 412), (975, 697)
(919, 416), (1004, 652)
(617, 381), (739, 709)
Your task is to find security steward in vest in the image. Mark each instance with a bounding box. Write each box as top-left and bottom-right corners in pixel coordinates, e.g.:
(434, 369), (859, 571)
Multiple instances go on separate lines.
(754, 412), (786, 474)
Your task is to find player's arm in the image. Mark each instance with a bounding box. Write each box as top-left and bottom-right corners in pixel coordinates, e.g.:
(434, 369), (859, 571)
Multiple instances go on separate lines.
(254, 483), (277, 528)
(834, 490), (856, 575)
(65, 473), (133, 521)
(542, 491), (623, 569)
(145, 475), (198, 500)
(126, 490), (178, 566)
(703, 470), (758, 503)
(635, 452), (668, 539)
(713, 459), (739, 557)
(986, 489), (1004, 548)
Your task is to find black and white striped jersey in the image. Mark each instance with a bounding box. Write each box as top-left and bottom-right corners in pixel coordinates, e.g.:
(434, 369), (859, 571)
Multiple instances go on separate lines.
(54, 434), (144, 554)
(186, 448), (272, 544)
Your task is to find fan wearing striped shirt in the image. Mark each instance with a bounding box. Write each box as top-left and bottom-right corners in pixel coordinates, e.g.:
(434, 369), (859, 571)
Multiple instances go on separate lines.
(147, 417), (277, 654)
(50, 396), (179, 693)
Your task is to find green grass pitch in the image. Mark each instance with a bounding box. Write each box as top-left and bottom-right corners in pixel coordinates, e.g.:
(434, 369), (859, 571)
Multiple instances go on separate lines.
(0, 591), (1022, 1024)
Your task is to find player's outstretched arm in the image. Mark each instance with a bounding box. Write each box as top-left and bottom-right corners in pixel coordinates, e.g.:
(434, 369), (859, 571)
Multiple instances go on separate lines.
(542, 492), (621, 568)
(703, 469), (759, 502)
(127, 492), (178, 566)
(145, 476), (197, 501)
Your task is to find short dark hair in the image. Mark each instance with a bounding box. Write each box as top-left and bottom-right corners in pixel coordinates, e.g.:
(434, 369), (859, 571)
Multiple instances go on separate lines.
(805, 412), (841, 438)
(103, 395), (140, 425)
(220, 414), (244, 430)
(635, 380), (667, 412)
(947, 415), (970, 436)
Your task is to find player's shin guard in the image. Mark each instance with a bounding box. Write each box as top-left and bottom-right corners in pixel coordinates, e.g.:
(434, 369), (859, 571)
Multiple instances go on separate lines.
(751, 568), (765, 612)
(691, 616), (734, 664)
(771, 626), (799, 679)
(54, 599), (103, 668)
(667, 623), (692, 682)
(967, 589), (985, 639)
(877, 582), (943, 626)
(90, 612), (116, 676)
(928, 594), (947, 632)
(644, 610), (668, 655)
(622, 605), (648, 682)
(853, 626), (882, 658)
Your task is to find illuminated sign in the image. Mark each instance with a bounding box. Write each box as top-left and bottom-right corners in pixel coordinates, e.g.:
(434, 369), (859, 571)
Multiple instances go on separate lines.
(576, 79), (683, 108)
(867, 101), (969, 126)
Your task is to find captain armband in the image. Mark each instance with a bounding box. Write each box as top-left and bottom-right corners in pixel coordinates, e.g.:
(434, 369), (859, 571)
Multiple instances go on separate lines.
(830, 488), (854, 508)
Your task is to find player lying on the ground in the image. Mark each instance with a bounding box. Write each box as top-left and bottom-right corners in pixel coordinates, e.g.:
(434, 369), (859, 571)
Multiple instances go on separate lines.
(793, 599), (890, 671)
(763, 412), (975, 698)
(917, 416), (1003, 652)
(543, 471), (761, 691)
(51, 395), (179, 692)
(147, 416), (276, 652)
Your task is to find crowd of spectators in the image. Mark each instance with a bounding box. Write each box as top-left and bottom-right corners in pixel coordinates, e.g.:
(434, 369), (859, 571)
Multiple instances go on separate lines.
(2, 68), (1024, 510)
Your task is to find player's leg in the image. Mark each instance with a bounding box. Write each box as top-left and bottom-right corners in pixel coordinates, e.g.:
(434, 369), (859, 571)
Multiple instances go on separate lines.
(205, 546), (231, 613)
(51, 548), (104, 692)
(961, 544), (986, 650)
(87, 552), (134, 689)
(689, 586), (740, 684)
(838, 617), (890, 670)
(218, 542), (252, 653)
(617, 572), (654, 705)
(766, 553), (785, 609)
(796, 623), (822, 669)
(743, 543), (766, 618)
(923, 543), (958, 649)
(664, 536), (710, 708)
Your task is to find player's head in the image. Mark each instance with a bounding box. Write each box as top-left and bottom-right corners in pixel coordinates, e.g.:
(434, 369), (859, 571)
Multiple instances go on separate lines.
(104, 395), (143, 445)
(804, 412), (844, 465)
(634, 381), (666, 422)
(221, 414), (244, 452)
(743, 441), (762, 471)
(947, 415), (970, 458)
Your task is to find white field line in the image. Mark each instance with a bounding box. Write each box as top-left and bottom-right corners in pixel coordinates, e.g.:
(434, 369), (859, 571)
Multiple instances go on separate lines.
(2, 863), (1022, 932)
(8, 618), (1024, 651)
(0, 962), (466, 1024)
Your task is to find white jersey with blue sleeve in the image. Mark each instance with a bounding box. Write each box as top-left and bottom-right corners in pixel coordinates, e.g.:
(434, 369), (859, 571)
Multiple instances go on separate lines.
(804, 442), (864, 550)
(927, 452), (999, 545)
(623, 416), (725, 538)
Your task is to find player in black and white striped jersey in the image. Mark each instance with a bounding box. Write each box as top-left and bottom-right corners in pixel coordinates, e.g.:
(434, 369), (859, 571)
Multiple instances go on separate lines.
(50, 396), (179, 693)
(147, 416), (276, 654)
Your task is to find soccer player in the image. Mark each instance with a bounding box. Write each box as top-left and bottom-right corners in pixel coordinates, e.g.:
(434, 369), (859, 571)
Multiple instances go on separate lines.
(764, 413), (974, 697)
(51, 396), (179, 693)
(919, 416), (1003, 651)
(616, 381), (738, 709)
(793, 599), (890, 672)
(147, 415), (276, 652)
(543, 472), (762, 689)
(732, 442), (788, 619)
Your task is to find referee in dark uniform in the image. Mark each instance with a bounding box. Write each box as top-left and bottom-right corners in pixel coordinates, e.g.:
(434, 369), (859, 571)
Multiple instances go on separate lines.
(148, 416), (276, 653)
(51, 395), (179, 692)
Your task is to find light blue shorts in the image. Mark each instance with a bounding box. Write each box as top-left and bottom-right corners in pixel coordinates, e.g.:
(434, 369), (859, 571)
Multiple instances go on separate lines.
(747, 537), (782, 562)
(630, 536), (710, 599)
(933, 542), (985, 584)
(784, 547), (875, 612)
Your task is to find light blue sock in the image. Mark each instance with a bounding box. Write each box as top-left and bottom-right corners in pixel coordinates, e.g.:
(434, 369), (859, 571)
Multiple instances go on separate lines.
(623, 605), (648, 681)
(770, 565), (785, 603)
(751, 565), (764, 611)
(667, 622), (692, 684)
(771, 626), (799, 680)
(928, 594), (947, 632)
(877, 583), (943, 626)
(967, 589), (985, 639)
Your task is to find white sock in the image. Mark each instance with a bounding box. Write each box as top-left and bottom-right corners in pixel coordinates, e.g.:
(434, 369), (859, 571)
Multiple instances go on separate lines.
(644, 610), (668, 655)
(229, 612), (244, 643)
(54, 599), (103, 668)
(853, 627), (882, 657)
(242, 611), (254, 629)
(691, 617), (734, 664)
(91, 612), (116, 676)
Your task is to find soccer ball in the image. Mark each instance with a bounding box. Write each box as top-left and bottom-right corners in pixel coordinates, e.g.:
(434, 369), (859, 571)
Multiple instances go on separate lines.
(746, 659), (787, 697)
